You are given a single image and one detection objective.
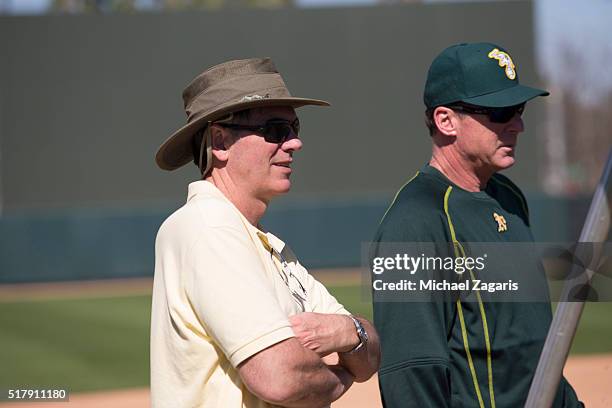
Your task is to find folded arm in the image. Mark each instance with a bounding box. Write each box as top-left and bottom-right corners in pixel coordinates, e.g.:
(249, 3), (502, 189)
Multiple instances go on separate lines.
(238, 337), (354, 408)
(289, 312), (381, 382)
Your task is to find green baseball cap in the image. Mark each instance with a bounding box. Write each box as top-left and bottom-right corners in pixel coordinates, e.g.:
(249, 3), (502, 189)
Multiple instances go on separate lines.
(424, 42), (549, 109)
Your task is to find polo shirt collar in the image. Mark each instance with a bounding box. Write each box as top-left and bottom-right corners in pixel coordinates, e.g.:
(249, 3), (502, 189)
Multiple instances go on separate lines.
(264, 232), (286, 253)
(185, 180), (287, 252)
(186, 180), (223, 202)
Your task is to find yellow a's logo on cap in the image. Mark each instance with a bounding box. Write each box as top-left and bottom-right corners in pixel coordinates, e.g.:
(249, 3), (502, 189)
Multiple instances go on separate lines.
(488, 48), (516, 80)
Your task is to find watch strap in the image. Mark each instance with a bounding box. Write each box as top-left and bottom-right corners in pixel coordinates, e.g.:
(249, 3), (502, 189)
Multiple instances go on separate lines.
(347, 315), (368, 354)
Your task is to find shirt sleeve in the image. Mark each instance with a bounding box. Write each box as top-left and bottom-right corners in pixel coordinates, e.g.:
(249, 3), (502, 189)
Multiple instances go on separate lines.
(184, 225), (295, 367)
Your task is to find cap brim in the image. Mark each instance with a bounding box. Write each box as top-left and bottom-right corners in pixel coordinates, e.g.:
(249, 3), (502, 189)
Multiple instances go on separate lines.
(155, 97), (330, 171)
(462, 84), (549, 108)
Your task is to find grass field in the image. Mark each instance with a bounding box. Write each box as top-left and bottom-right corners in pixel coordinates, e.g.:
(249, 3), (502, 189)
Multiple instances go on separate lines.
(1, 285), (611, 392)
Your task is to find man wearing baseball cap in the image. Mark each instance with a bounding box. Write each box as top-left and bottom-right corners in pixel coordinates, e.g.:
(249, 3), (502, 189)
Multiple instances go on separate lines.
(150, 58), (380, 407)
(372, 43), (583, 407)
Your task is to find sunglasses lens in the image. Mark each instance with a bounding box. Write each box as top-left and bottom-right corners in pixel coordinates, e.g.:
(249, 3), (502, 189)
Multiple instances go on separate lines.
(490, 108), (514, 123)
(292, 119), (300, 135)
(490, 110), (510, 123)
(263, 119), (300, 143)
(264, 124), (292, 143)
(489, 104), (525, 123)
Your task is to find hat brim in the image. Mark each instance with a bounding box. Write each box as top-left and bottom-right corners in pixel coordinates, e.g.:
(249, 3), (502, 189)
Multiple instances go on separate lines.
(461, 84), (549, 108)
(156, 97), (330, 171)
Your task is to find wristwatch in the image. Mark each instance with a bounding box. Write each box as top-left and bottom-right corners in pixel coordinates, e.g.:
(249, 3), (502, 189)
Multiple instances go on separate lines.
(347, 315), (369, 354)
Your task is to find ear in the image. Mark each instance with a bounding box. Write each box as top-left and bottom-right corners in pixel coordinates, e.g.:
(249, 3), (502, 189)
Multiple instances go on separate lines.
(210, 125), (231, 162)
(433, 106), (460, 137)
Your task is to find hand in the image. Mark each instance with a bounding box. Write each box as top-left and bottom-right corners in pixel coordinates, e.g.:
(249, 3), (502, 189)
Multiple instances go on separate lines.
(289, 312), (359, 357)
(321, 353), (339, 366)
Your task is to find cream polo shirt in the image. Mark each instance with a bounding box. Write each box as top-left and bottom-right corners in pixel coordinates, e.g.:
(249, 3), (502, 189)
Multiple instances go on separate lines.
(150, 180), (349, 408)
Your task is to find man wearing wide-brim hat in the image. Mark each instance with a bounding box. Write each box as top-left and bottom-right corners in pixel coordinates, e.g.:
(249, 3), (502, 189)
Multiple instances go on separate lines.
(150, 58), (380, 408)
(372, 43), (583, 407)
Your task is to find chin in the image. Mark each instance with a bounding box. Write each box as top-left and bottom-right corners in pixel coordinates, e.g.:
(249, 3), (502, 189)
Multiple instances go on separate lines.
(271, 180), (292, 196)
(495, 158), (516, 171)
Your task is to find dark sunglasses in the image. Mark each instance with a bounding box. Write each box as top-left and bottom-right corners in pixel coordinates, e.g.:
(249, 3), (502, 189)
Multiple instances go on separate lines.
(449, 103), (525, 124)
(216, 118), (300, 144)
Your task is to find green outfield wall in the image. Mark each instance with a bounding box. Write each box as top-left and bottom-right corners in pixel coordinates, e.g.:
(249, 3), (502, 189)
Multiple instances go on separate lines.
(0, 193), (594, 283)
(0, 1), (540, 211)
(0, 1), (579, 283)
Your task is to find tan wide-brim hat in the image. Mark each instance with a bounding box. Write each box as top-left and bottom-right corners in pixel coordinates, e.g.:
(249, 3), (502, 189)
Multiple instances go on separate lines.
(155, 57), (330, 171)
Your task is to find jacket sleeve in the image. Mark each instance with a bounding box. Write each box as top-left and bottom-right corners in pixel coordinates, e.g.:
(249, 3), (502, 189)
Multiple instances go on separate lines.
(372, 208), (457, 407)
(375, 300), (457, 407)
(553, 376), (584, 408)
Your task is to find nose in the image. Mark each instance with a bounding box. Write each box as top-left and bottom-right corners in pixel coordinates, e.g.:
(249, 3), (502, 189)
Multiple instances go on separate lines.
(282, 134), (303, 153)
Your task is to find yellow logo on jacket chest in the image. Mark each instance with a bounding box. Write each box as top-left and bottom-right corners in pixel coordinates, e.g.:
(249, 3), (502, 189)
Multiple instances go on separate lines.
(493, 212), (508, 232)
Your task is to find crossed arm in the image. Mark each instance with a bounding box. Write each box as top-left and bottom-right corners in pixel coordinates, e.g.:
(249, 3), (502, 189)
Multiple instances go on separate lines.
(289, 312), (381, 382)
(238, 313), (380, 408)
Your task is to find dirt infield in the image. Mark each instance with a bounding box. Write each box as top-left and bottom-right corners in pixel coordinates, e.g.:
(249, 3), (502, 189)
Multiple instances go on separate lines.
(0, 354), (609, 407)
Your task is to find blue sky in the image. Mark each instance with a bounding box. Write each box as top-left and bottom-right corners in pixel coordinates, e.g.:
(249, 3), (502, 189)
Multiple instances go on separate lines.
(0, 0), (51, 13)
(535, 0), (612, 106)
